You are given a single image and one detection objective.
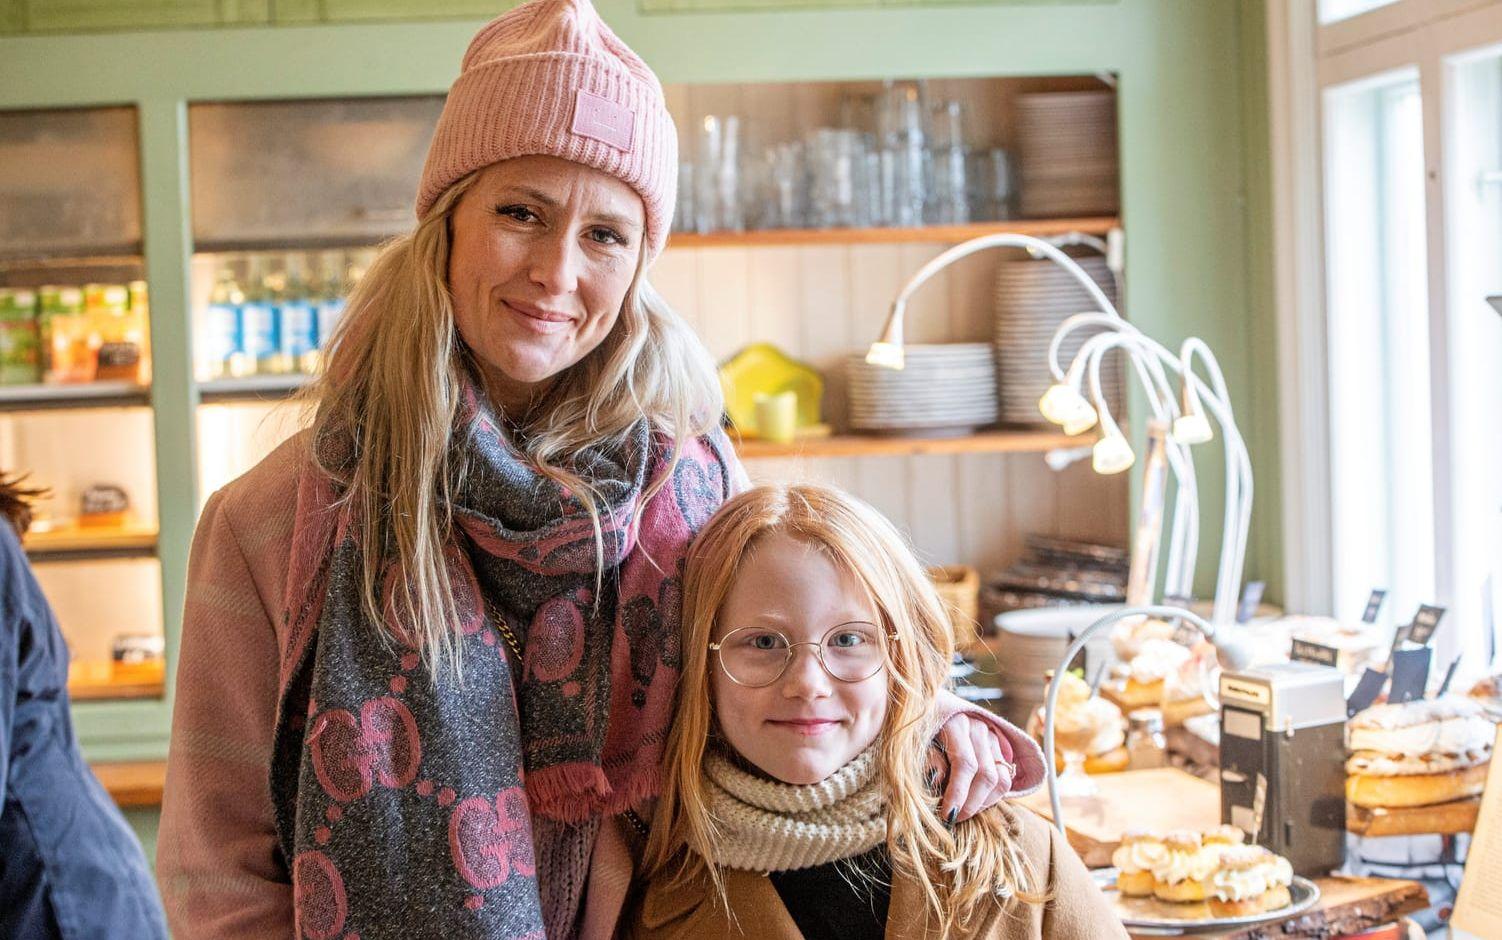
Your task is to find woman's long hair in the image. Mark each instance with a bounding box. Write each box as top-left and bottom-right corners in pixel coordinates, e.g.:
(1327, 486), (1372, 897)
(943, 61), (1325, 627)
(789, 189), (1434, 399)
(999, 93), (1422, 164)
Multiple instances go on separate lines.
(0, 472), (46, 537)
(304, 169), (722, 674)
(645, 483), (1046, 936)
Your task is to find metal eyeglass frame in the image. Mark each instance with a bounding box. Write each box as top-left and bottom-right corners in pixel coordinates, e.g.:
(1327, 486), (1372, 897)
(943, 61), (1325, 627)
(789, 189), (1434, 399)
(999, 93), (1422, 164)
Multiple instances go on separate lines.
(709, 621), (901, 687)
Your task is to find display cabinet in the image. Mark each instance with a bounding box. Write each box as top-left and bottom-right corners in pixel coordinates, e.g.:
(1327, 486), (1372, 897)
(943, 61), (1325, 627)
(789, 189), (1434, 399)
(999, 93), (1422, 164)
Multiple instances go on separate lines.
(0, 106), (165, 705)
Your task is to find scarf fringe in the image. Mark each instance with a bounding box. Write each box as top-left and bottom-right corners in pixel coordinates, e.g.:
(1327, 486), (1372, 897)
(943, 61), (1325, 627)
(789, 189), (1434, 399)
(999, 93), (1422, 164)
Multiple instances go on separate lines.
(527, 765), (664, 823)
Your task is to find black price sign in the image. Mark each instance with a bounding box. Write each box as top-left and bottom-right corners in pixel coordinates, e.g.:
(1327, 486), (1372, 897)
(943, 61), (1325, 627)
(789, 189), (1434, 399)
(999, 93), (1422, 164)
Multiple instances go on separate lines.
(1407, 604), (1447, 645)
(1362, 589), (1387, 624)
(1389, 647), (1434, 703)
(1237, 581), (1266, 624)
(1436, 655), (1463, 696)
(1347, 668), (1389, 717)
(1291, 638), (1339, 668)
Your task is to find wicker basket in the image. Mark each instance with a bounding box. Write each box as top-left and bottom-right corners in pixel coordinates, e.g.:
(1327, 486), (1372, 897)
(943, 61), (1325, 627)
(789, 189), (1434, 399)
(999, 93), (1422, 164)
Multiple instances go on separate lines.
(928, 565), (981, 651)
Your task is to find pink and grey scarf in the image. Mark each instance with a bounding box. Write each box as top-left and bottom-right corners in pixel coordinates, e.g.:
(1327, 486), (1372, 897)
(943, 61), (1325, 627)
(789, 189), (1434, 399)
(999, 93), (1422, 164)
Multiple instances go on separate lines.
(269, 376), (737, 939)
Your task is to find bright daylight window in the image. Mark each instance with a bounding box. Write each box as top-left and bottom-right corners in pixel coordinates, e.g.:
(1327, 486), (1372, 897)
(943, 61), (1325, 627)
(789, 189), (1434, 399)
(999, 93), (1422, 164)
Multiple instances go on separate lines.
(1322, 70), (1433, 634)
(1317, 0), (1401, 25)
(1444, 46), (1502, 666)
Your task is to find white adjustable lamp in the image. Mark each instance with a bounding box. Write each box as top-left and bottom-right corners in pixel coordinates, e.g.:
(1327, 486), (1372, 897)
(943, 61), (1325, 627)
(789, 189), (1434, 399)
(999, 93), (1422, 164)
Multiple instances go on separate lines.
(869, 230), (1257, 831)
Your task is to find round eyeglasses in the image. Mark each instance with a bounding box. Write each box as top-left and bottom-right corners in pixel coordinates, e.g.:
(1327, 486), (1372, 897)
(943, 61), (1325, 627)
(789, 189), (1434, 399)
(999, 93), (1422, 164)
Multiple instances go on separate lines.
(709, 621), (897, 687)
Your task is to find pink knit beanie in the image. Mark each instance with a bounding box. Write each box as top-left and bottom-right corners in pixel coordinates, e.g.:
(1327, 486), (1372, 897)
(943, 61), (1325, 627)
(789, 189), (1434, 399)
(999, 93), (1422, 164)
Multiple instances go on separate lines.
(416, 0), (678, 260)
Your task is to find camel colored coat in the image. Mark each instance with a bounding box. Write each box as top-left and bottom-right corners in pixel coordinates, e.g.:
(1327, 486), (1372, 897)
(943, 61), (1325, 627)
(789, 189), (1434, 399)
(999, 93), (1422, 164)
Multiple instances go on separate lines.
(624, 805), (1129, 940)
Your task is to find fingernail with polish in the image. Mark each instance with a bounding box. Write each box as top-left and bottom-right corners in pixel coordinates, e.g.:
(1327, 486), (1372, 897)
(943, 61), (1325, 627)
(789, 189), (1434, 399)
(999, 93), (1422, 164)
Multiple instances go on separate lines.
(946, 808), (958, 827)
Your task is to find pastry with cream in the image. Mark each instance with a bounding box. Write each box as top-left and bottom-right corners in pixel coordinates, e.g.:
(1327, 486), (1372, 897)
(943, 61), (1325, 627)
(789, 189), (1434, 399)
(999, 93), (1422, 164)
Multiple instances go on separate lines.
(1149, 829), (1222, 902)
(1110, 830), (1166, 897)
(1161, 645), (1216, 727)
(1207, 844), (1294, 917)
(1346, 695), (1494, 809)
(1027, 671), (1129, 774)
(1110, 615), (1177, 660)
(1469, 673), (1502, 721)
(1105, 638), (1192, 711)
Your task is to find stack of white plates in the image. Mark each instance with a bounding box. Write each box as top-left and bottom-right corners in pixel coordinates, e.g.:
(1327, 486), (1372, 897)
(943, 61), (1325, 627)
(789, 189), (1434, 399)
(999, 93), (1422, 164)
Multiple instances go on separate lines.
(993, 254), (1124, 426)
(1014, 91), (1119, 218)
(846, 343), (998, 435)
(990, 605), (1124, 726)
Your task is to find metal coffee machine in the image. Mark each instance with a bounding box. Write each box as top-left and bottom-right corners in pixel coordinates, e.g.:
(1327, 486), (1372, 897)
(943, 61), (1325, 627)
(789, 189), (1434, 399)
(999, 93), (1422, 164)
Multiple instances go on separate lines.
(1218, 662), (1347, 875)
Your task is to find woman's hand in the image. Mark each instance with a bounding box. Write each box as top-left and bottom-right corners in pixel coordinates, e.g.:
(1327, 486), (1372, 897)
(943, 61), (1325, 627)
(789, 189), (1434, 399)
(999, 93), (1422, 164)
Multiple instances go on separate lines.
(931, 711), (1018, 823)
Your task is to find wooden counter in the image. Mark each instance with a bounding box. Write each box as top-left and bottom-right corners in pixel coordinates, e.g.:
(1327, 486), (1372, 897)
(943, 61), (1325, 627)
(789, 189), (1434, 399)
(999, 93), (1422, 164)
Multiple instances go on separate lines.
(92, 760), (166, 809)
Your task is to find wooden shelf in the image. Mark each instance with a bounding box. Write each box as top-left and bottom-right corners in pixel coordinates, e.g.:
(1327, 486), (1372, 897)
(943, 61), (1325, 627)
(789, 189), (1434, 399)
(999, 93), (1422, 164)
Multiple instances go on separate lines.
(733, 428), (1079, 460)
(69, 659), (165, 701)
(24, 521), (158, 561)
(667, 217), (1119, 249)
(0, 380), (151, 412)
(91, 760), (167, 809)
(198, 373), (310, 403)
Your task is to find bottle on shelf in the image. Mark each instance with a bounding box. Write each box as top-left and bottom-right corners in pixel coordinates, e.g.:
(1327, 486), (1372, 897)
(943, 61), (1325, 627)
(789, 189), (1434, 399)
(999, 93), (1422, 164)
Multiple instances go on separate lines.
(204, 265), (245, 381)
(38, 285), (85, 383)
(278, 253), (319, 375)
(312, 250), (348, 371)
(94, 281), (148, 384)
(0, 287), (42, 386)
(239, 255), (282, 376)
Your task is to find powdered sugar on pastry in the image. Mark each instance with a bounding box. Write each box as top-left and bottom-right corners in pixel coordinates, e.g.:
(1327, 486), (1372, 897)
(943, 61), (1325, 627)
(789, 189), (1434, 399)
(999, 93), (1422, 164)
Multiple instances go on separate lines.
(1347, 696), (1495, 757)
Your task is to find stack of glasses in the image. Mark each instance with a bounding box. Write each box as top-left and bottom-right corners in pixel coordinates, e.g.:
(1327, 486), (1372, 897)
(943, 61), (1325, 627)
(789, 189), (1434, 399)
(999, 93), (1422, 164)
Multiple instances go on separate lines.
(672, 81), (1015, 235)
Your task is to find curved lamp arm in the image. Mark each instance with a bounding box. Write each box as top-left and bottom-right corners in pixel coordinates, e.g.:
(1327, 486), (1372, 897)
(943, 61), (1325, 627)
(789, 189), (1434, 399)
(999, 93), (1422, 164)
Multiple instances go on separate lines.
(1041, 605), (1255, 834)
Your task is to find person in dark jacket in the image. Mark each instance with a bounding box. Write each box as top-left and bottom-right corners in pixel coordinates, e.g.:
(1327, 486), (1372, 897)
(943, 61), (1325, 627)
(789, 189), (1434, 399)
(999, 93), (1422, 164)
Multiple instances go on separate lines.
(0, 473), (167, 939)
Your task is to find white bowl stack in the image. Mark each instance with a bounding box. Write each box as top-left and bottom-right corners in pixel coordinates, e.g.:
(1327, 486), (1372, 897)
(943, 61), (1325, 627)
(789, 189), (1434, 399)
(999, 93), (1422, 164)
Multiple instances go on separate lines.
(1015, 90), (1119, 218)
(846, 343), (998, 435)
(993, 254), (1123, 426)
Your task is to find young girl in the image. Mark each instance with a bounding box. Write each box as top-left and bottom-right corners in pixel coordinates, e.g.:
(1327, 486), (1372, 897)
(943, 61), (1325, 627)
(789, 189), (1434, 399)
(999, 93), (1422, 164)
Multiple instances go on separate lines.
(632, 483), (1127, 939)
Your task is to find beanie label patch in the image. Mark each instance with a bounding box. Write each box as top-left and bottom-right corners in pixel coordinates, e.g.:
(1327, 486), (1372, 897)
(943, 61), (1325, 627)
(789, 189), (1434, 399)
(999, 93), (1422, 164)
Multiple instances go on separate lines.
(571, 89), (635, 153)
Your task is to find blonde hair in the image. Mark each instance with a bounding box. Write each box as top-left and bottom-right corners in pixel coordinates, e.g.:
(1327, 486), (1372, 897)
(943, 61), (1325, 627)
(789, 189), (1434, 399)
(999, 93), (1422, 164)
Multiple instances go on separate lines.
(646, 483), (1046, 936)
(305, 168), (722, 674)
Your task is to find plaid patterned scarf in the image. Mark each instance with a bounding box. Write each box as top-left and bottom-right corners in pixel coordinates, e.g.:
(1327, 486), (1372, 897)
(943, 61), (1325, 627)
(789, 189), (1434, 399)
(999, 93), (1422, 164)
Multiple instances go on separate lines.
(269, 377), (735, 939)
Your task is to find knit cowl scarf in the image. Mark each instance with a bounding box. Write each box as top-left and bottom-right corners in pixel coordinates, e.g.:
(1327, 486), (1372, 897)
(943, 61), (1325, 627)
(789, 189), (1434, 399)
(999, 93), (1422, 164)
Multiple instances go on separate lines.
(268, 374), (736, 940)
(702, 745), (888, 873)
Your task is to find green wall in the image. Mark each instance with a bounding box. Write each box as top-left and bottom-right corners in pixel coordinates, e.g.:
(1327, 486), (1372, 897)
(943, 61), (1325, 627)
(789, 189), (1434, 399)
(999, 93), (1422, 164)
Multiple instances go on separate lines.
(0, 0), (1276, 859)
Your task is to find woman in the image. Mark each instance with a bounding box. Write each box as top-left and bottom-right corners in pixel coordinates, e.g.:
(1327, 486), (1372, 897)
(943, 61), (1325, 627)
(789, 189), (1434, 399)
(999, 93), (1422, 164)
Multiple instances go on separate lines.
(158, 0), (1017, 936)
(634, 483), (1127, 939)
(0, 474), (168, 939)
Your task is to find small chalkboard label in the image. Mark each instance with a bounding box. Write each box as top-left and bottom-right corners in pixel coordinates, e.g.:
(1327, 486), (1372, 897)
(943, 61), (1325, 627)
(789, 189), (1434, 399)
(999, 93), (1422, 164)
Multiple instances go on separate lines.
(1407, 604), (1447, 645)
(1291, 638), (1339, 668)
(1388, 623), (1412, 658)
(1347, 668), (1389, 717)
(1389, 647), (1434, 703)
(1237, 581), (1267, 624)
(1437, 655), (1463, 696)
(1362, 589), (1388, 624)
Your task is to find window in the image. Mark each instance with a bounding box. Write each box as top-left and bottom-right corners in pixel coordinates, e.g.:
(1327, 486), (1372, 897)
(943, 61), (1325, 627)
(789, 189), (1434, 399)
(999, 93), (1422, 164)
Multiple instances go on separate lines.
(1317, 0), (1401, 25)
(1444, 45), (1502, 666)
(1322, 71), (1434, 630)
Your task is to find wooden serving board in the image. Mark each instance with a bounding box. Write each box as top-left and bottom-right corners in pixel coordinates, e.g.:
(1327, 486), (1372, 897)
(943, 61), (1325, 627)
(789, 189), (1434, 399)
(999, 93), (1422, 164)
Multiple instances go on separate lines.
(1019, 767), (1221, 869)
(1347, 797), (1481, 836)
(1124, 876), (1428, 940)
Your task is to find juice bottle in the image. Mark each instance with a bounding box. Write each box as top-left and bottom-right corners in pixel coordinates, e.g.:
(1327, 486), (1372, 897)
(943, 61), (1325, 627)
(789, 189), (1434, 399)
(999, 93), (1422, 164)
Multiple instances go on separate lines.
(0, 288), (41, 385)
(239, 256), (282, 375)
(38, 285), (84, 383)
(95, 282), (145, 383)
(278, 253), (319, 375)
(312, 250), (348, 371)
(204, 265), (244, 381)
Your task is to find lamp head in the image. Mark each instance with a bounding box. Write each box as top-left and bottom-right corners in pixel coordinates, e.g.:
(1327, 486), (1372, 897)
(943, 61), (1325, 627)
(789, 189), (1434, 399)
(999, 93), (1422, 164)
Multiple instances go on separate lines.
(865, 341), (905, 370)
(1173, 411), (1214, 445)
(1092, 431), (1135, 474)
